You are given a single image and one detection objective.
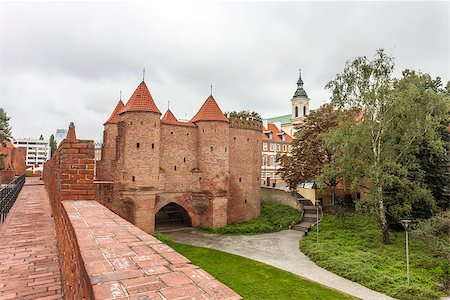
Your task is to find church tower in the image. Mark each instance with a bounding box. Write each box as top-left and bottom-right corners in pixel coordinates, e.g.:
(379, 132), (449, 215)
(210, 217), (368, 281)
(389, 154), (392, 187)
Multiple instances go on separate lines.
(291, 70), (310, 125)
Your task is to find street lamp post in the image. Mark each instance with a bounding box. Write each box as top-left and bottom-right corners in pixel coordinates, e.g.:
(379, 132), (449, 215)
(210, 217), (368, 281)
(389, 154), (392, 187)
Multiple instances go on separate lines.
(400, 219), (412, 286)
(316, 199), (321, 243)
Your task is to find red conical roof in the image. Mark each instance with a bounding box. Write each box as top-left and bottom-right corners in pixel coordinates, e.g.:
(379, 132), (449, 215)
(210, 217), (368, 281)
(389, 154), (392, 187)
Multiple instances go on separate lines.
(104, 100), (124, 124)
(120, 81), (161, 114)
(190, 95), (229, 123)
(161, 109), (178, 122)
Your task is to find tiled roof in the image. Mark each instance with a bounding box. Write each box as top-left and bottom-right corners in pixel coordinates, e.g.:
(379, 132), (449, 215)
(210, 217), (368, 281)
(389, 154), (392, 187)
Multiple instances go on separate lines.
(161, 109), (178, 122)
(120, 81), (161, 114)
(104, 100), (124, 124)
(262, 123), (293, 142)
(190, 95), (229, 123)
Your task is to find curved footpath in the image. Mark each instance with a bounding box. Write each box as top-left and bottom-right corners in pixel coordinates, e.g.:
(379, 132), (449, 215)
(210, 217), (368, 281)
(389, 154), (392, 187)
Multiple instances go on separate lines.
(164, 229), (395, 300)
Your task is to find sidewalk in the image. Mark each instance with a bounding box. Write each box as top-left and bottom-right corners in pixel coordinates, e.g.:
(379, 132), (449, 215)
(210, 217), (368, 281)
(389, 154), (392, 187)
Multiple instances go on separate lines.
(165, 229), (396, 300)
(0, 179), (63, 300)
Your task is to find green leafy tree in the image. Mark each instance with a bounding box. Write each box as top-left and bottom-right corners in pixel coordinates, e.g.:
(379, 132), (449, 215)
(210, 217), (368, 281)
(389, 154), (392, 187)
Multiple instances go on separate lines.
(49, 134), (57, 157)
(277, 104), (356, 194)
(0, 108), (12, 170)
(325, 49), (449, 244)
(225, 110), (262, 121)
(0, 108), (11, 145)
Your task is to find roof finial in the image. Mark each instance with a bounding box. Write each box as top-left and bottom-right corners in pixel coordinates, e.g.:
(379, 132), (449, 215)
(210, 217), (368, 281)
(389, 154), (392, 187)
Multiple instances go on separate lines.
(210, 84), (213, 96)
(168, 100), (170, 110)
(299, 68), (302, 78)
(142, 67), (146, 82)
(119, 90), (122, 101)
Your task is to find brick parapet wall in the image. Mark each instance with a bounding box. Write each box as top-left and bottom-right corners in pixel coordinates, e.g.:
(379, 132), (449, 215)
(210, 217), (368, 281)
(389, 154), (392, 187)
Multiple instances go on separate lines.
(43, 136), (96, 299)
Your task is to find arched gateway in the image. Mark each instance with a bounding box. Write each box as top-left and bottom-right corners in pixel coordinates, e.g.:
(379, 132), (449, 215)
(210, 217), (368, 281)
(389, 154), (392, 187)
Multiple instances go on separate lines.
(155, 202), (192, 231)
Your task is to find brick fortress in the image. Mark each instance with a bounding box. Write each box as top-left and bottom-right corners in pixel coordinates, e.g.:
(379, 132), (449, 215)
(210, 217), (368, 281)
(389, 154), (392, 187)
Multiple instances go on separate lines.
(96, 81), (262, 233)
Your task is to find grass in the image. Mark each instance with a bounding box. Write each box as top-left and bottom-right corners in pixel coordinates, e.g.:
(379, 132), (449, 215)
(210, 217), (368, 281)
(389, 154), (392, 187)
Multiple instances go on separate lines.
(200, 202), (302, 234)
(155, 234), (354, 300)
(300, 213), (449, 300)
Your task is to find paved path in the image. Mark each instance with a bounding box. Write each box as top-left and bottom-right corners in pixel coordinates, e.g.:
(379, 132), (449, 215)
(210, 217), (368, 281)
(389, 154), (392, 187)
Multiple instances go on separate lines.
(0, 179), (63, 300)
(164, 229), (396, 300)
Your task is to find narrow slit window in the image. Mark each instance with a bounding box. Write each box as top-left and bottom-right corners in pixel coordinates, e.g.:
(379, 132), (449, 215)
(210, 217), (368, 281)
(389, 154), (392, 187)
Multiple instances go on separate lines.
(151, 143), (155, 149)
(183, 157), (186, 162)
(132, 176), (135, 182)
(136, 143), (140, 149)
(209, 146), (213, 152)
(239, 177), (242, 182)
(174, 166), (177, 171)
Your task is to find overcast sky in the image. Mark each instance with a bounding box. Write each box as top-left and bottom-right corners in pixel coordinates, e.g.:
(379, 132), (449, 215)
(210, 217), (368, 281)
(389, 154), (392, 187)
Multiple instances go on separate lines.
(0, 1), (448, 141)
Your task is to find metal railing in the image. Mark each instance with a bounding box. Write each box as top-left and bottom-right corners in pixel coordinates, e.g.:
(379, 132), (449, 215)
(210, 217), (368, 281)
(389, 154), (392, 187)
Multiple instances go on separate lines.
(0, 175), (25, 224)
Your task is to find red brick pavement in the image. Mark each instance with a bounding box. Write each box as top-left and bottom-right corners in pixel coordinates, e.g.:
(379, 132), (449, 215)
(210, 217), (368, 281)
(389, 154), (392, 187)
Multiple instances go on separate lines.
(0, 179), (63, 300)
(65, 200), (242, 300)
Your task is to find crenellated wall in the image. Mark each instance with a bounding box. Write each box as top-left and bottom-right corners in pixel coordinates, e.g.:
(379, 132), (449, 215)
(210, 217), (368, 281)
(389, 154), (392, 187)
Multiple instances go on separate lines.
(43, 122), (242, 300)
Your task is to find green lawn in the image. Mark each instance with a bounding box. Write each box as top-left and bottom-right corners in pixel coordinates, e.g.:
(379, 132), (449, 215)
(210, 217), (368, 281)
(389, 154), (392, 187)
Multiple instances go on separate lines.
(200, 202), (302, 234)
(300, 213), (449, 300)
(155, 234), (354, 300)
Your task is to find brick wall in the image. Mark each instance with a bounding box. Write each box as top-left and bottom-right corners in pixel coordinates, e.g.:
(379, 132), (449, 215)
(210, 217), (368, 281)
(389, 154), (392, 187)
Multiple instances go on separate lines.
(43, 123), (95, 299)
(43, 123), (242, 300)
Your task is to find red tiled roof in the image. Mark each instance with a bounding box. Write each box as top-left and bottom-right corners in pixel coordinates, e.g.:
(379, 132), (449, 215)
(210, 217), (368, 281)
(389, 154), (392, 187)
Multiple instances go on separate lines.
(161, 109), (178, 122)
(263, 123), (293, 142)
(190, 95), (229, 123)
(104, 100), (124, 124)
(120, 81), (161, 114)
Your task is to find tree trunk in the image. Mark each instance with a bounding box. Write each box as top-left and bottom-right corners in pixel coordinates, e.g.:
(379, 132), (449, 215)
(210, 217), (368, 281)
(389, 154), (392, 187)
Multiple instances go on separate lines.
(378, 185), (390, 244)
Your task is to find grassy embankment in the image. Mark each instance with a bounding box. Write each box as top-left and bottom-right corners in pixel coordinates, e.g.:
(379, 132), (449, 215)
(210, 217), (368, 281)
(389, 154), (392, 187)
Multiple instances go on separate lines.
(200, 202), (301, 234)
(300, 213), (449, 300)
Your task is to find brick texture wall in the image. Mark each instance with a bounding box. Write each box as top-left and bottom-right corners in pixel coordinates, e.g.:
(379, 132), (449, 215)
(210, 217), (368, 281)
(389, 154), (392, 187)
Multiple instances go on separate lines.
(43, 126), (95, 299)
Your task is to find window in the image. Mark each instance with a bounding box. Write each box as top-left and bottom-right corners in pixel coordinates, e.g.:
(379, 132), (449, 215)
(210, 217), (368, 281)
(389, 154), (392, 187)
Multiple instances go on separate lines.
(183, 157), (186, 162)
(136, 143), (140, 149)
(270, 156), (275, 166)
(263, 156), (267, 166)
(270, 143), (274, 151)
(303, 106), (307, 116)
(132, 176), (135, 182)
(283, 144), (287, 152)
(209, 146), (214, 152)
(151, 143), (155, 149)
(244, 199), (247, 204)
(263, 143), (268, 150)
(276, 144), (281, 152)
(171, 131), (173, 135)
(225, 147), (227, 152)
(174, 166), (177, 171)
(295, 106), (299, 117)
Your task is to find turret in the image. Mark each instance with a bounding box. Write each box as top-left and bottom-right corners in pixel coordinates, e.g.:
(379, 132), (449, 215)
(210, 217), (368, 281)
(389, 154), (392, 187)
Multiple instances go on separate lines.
(116, 81), (161, 190)
(97, 99), (124, 180)
(190, 95), (230, 227)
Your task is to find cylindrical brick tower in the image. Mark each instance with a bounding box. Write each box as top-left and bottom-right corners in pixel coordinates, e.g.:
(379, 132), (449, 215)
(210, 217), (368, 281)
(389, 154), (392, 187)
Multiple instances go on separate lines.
(97, 100), (124, 181)
(191, 95), (230, 227)
(115, 81), (161, 232)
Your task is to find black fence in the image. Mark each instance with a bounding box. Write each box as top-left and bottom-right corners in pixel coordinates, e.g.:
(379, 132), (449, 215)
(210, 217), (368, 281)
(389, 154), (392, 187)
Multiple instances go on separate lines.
(0, 175), (25, 224)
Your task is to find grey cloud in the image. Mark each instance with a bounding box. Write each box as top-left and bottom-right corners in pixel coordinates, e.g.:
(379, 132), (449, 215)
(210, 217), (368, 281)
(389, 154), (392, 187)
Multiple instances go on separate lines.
(0, 1), (447, 141)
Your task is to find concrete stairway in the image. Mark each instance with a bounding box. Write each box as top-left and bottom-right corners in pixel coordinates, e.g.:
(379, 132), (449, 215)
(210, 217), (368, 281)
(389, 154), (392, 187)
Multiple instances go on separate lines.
(290, 192), (322, 233)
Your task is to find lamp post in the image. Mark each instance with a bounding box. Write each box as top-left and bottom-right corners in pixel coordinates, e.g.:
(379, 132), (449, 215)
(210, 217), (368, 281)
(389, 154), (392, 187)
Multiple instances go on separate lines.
(400, 219), (412, 286)
(316, 198), (321, 243)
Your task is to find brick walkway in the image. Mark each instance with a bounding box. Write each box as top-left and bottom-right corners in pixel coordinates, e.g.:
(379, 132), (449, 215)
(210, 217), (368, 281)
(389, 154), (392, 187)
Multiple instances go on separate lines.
(65, 200), (241, 299)
(0, 179), (63, 300)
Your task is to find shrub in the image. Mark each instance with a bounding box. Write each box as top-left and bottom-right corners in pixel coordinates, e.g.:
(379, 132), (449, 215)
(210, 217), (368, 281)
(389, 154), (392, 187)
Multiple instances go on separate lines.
(201, 202), (301, 235)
